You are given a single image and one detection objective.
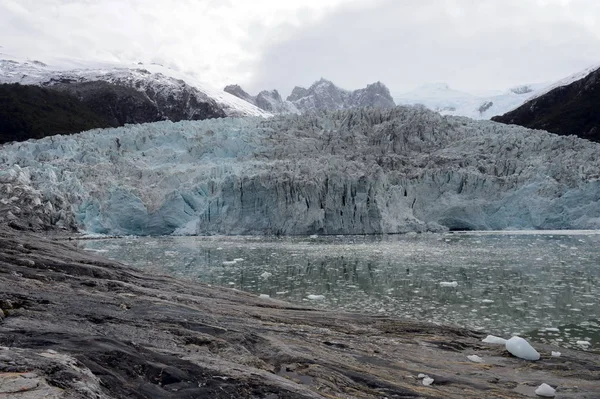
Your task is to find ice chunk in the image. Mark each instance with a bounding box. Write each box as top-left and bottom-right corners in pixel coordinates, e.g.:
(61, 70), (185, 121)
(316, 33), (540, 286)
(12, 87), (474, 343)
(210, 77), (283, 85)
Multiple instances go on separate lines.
(576, 340), (590, 347)
(534, 383), (556, 397)
(259, 271), (272, 279)
(422, 377), (434, 386)
(307, 294), (325, 300)
(482, 335), (507, 344)
(417, 373), (427, 379)
(309, 234), (318, 239)
(222, 260), (237, 266)
(439, 281), (458, 287)
(505, 336), (540, 361)
(259, 294), (270, 299)
(467, 355), (483, 363)
(551, 351), (561, 357)
(233, 258), (244, 262)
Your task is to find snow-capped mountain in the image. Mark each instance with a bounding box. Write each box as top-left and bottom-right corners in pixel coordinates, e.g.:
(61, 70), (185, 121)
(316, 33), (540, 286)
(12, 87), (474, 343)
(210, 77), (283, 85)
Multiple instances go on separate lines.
(493, 64), (600, 142)
(0, 52), (270, 120)
(224, 79), (395, 114)
(2, 107), (600, 235)
(393, 82), (548, 120)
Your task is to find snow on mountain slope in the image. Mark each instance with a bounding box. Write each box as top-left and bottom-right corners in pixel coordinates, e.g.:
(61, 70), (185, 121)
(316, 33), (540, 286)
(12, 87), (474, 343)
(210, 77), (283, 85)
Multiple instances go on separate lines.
(525, 62), (600, 101)
(394, 82), (548, 120)
(0, 52), (270, 118)
(2, 107), (600, 236)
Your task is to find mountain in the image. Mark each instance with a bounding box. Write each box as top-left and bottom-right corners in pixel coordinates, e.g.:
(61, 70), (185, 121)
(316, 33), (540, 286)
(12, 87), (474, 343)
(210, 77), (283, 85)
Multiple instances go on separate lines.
(224, 79), (395, 114)
(0, 83), (112, 144)
(394, 82), (548, 120)
(492, 64), (600, 142)
(0, 54), (269, 142)
(2, 107), (600, 235)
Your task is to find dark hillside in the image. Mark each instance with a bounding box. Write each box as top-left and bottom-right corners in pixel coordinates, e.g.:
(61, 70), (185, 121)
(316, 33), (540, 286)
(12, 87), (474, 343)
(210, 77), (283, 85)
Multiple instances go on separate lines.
(492, 68), (600, 142)
(0, 83), (112, 144)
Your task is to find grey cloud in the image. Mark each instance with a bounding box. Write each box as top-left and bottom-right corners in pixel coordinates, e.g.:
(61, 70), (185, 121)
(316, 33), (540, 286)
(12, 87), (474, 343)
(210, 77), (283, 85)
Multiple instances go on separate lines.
(245, 0), (600, 96)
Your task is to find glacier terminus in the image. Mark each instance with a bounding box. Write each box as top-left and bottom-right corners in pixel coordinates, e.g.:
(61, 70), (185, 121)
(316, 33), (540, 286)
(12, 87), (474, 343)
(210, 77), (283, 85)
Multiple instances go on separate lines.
(1, 107), (599, 236)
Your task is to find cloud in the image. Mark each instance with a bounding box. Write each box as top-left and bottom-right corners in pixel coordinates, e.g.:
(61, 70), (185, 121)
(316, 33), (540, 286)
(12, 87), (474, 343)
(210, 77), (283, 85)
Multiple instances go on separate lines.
(1, 0), (598, 94)
(0, 0), (366, 86)
(246, 0), (600, 95)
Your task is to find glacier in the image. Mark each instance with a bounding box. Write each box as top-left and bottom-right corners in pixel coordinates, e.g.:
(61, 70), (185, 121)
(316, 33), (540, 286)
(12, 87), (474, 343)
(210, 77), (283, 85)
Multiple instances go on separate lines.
(1, 106), (600, 236)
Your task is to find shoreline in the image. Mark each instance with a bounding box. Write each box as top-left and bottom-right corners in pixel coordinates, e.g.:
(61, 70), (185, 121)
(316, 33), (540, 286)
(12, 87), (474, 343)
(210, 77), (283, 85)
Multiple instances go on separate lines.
(1, 229), (599, 398)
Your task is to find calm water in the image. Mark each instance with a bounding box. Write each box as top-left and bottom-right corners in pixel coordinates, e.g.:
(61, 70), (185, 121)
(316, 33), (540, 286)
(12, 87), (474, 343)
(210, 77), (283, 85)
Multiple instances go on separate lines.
(80, 231), (600, 352)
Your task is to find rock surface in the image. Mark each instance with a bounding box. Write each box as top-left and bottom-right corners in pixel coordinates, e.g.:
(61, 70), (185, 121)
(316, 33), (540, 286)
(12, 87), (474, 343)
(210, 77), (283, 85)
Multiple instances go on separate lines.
(0, 229), (599, 398)
(2, 107), (600, 235)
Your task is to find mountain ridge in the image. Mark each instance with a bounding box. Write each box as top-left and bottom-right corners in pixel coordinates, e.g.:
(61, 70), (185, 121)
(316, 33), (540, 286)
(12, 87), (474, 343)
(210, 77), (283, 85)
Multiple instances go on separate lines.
(224, 78), (395, 114)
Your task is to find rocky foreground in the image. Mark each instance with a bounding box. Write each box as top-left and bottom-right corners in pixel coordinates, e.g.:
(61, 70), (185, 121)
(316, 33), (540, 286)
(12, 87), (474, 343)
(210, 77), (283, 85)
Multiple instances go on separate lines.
(0, 230), (599, 398)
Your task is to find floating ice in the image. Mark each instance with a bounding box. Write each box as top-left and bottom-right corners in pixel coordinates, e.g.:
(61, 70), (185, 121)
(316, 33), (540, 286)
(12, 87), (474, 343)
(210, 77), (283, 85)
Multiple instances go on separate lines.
(309, 234), (318, 239)
(551, 351), (561, 357)
(222, 260), (237, 266)
(422, 377), (434, 386)
(544, 328), (560, 332)
(233, 258), (244, 262)
(259, 294), (270, 299)
(439, 281), (458, 287)
(576, 340), (590, 347)
(417, 373), (427, 379)
(505, 336), (540, 361)
(307, 294), (325, 300)
(260, 271), (273, 279)
(535, 383), (556, 397)
(467, 355), (483, 363)
(482, 335), (507, 344)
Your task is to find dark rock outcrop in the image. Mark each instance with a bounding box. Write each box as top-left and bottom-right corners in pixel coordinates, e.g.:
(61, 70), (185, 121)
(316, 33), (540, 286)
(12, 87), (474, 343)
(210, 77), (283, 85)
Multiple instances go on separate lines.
(492, 67), (600, 142)
(0, 229), (599, 398)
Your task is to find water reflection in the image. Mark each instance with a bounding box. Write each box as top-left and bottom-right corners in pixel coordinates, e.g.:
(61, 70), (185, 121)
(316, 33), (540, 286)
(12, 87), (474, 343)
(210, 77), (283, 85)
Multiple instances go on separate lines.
(80, 232), (600, 352)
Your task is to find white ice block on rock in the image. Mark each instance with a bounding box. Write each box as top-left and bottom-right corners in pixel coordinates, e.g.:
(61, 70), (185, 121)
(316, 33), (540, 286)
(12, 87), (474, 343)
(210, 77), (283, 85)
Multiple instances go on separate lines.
(535, 383), (556, 397)
(505, 336), (540, 361)
(482, 335), (507, 345)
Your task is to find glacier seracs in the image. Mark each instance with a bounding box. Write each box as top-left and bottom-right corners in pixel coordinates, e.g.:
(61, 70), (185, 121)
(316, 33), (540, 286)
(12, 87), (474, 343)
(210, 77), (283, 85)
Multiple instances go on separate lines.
(1, 107), (600, 236)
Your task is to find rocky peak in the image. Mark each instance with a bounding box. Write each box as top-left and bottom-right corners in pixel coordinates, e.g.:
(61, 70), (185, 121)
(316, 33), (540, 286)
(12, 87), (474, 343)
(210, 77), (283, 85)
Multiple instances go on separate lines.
(224, 84), (255, 104)
(287, 86), (309, 102)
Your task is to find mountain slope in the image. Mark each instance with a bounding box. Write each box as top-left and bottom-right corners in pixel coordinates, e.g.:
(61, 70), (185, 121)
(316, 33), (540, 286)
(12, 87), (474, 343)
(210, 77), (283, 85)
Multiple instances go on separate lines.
(0, 83), (112, 144)
(492, 66), (600, 142)
(2, 107), (600, 235)
(224, 79), (395, 114)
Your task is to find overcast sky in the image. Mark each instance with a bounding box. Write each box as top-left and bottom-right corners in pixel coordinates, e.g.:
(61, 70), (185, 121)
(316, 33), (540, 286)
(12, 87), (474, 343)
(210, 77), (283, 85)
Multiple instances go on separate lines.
(1, 0), (599, 96)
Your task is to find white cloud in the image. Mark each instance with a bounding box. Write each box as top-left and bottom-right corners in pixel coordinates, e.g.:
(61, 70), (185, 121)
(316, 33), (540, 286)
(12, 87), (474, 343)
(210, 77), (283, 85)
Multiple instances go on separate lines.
(0, 0), (368, 86)
(0, 0), (599, 95)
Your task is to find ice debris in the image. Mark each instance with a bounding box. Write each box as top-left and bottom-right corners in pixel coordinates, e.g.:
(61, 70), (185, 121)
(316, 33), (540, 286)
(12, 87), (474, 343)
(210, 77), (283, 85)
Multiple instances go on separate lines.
(417, 373), (427, 379)
(259, 294), (270, 299)
(551, 351), (561, 357)
(307, 295), (325, 300)
(222, 260), (237, 266)
(439, 281), (458, 287)
(505, 336), (540, 361)
(482, 335), (507, 344)
(260, 271), (273, 279)
(535, 383), (556, 397)
(467, 355), (483, 363)
(422, 377), (434, 386)
(576, 340), (591, 347)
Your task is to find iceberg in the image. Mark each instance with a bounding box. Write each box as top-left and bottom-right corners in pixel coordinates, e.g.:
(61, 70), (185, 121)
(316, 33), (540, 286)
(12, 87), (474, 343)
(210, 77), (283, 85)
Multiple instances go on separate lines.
(1, 107), (600, 236)
(505, 336), (540, 361)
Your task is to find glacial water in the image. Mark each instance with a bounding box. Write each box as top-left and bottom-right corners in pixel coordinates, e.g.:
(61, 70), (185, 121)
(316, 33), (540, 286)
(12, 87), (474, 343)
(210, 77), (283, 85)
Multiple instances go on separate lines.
(80, 231), (600, 352)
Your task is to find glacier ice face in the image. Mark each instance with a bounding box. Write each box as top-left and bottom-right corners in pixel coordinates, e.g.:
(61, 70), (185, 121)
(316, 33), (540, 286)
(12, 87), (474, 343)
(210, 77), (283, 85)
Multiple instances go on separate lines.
(1, 107), (600, 236)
